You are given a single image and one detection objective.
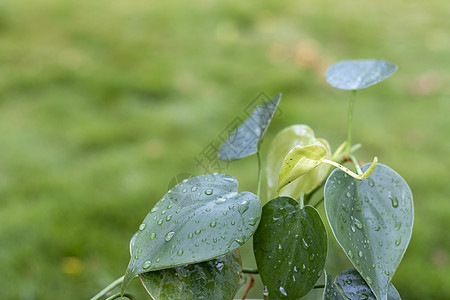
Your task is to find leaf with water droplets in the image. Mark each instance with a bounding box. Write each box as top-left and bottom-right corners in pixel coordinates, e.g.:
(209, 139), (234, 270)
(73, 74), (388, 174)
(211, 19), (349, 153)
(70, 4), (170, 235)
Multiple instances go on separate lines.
(323, 270), (346, 300)
(139, 250), (243, 300)
(218, 93), (282, 161)
(266, 125), (331, 202)
(324, 164), (413, 300)
(332, 269), (401, 300)
(277, 141), (329, 192)
(325, 59), (397, 90)
(253, 196), (327, 299)
(122, 173), (261, 294)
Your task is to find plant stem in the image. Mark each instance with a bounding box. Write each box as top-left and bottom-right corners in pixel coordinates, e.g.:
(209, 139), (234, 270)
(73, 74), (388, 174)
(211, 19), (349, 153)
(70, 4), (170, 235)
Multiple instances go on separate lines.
(90, 276), (124, 300)
(105, 292), (134, 300)
(313, 284), (325, 289)
(348, 154), (363, 175)
(346, 90), (357, 155)
(256, 151), (263, 200)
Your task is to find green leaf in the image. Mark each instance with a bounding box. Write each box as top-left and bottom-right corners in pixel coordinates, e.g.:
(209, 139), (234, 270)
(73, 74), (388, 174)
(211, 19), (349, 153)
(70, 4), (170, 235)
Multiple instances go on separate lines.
(325, 59), (397, 90)
(122, 174), (262, 294)
(330, 269), (401, 300)
(218, 93), (281, 161)
(324, 164), (413, 300)
(277, 141), (329, 192)
(323, 271), (346, 300)
(266, 125), (331, 201)
(139, 250), (243, 300)
(253, 196), (327, 299)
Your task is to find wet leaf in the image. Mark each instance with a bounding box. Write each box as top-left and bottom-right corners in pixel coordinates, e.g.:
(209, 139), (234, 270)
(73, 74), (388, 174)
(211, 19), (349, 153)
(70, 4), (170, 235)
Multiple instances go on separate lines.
(323, 271), (345, 300)
(253, 196), (327, 299)
(277, 141), (329, 192)
(122, 174), (261, 293)
(324, 164), (413, 300)
(218, 93), (281, 161)
(325, 59), (397, 90)
(332, 269), (401, 300)
(139, 250), (242, 300)
(266, 125), (330, 201)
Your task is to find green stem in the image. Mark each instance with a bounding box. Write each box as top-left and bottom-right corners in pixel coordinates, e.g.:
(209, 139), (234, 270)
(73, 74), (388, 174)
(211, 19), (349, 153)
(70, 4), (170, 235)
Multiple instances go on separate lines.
(256, 151), (263, 200)
(348, 154), (363, 175)
(105, 293), (134, 300)
(90, 276), (124, 300)
(346, 90), (357, 156)
(312, 196), (324, 208)
(313, 284), (325, 289)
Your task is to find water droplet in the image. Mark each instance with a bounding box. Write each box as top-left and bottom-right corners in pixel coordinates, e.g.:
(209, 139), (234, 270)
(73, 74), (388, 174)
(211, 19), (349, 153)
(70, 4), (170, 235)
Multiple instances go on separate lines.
(368, 179), (375, 187)
(365, 276), (373, 284)
(191, 187), (197, 192)
(385, 270), (390, 275)
(210, 221), (217, 228)
(188, 233), (194, 238)
(354, 218), (363, 229)
(195, 229), (201, 235)
(277, 244), (284, 254)
(358, 251), (363, 257)
(150, 207), (159, 213)
(348, 250), (354, 258)
(341, 204), (349, 213)
(391, 196), (399, 208)
(161, 210), (167, 215)
(165, 231), (175, 242)
(139, 223), (146, 231)
(309, 253), (315, 261)
(351, 225), (356, 232)
(278, 286), (288, 297)
(157, 219), (163, 225)
(171, 244), (176, 249)
(177, 250), (184, 256)
(231, 221), (235, 225)
(301, 238), (309, 250)
(346, 279), (352, 284)
(166, 215), (172, 221)
(150, 232), (156, 239)
(248, 217), (258, 226)
(361, 294), (369, 300)
(143, 260), (152, 269)
(395, 238), (402, 246)
(379, 241), (383, 246)
(205, 188), (213, 195)
(346, 192), (351, 198)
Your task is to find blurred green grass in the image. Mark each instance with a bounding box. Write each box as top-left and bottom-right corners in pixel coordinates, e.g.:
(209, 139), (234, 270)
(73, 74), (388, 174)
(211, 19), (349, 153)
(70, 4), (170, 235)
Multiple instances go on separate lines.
(0, 0), (449, 299)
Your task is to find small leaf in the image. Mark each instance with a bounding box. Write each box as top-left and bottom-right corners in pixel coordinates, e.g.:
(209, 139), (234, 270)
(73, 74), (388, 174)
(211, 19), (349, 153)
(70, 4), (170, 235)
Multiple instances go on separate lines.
(266, 125), (331, 201)
(325, 59), (397, 90)
(122, 174), (262, 294)
(218, 93), (282, 161)
(324, 164), (413, 300)
(139, 250), (242, 300)
(323, 271), (346, 300)
(333, 269), (401, 300)
(277, 141), (329, 191)
(253, 196), (327, 299)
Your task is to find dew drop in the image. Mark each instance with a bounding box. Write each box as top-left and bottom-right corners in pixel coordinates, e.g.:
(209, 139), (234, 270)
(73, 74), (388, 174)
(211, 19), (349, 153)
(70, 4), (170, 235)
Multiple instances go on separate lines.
(346, 192), (351, 198)
(161, 210), (167, 215)
(231, 221), (235, 225)
(277, 244), (284, 254)
(143, 260), (152, 269)
(157, 219), (163, 225)
(150, 232), (156, 239)
(177, 250), (184, 256)
(309, 253), (315, 261)
(188, 233), (194, 238)
(341, 204), (349, 213)
(365, 276), (373, 284)
(358, 251), (363, 257)
(385, 270), (390, 275)
(390, 196), (399, 208)
(248, 217), (258, 226)
(166, 215), (172, 221)
(278, 286), (288, 297)
(301, 238), (310, 250)
(139, 223), (146, 231)
(191, 187), (197, 192)
(165, 231), (175, 242)
(348, 250), (354, 258)
(210, 221), (217, 228)
(346, 279), (352, 284)
(351, 225), (356, 232)
(195, 229), (201, 235)
(354, 218), (363, 229)
(395, 238), (402, 246)
(205, 188), (213, 195)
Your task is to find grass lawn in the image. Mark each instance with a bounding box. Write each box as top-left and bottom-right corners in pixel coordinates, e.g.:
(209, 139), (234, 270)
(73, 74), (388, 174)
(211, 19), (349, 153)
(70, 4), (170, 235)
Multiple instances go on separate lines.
(1, 0), (449, 299)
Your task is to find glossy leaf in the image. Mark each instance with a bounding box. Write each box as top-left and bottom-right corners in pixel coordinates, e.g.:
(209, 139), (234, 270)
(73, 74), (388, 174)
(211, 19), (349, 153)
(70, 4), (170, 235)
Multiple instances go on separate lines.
(266, 125), (330, 201)
(218, 93), (281, 161)
(324, 164), (413, 300)
(277, 141), (329, 192)
(323, 271), (345, 300)
(122, 174), (261, 293)
(253, 196), (327, 299)
(325, 59), (397, 90)
(139, 250), (242, 300)
(332, 269), (401, 300)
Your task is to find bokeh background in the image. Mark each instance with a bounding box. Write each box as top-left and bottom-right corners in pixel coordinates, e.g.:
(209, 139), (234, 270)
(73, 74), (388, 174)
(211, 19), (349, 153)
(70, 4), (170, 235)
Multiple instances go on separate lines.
(1, 0), (449, 299)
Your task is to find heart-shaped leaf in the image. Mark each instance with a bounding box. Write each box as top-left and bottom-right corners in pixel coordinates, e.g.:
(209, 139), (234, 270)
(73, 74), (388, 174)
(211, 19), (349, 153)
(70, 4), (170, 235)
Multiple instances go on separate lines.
(324, 164), (413, 300)
(323, 269), (401, 300)
(122, 174), (261, 293)
(325, 59), (397, 90)
(266, 125), (331, 201)
(253, 196), (327, 299)
(277, 141), (329, 192)
(218, 93), (281, 161)
(139, 250), (242, 300)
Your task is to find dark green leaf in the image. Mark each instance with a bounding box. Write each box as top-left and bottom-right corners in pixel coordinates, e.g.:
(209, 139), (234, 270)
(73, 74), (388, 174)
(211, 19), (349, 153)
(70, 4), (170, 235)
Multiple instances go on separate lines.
(122, 174), (261, 293)
(323, 271), (345, 300)
(139, 250), (242, 300)
(324, 164), (413, 300)
(325, 59), (397, 90)
(218, 93), (281, 161)
(333, 269), (401, 300)
(253, 196), (327, 299)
